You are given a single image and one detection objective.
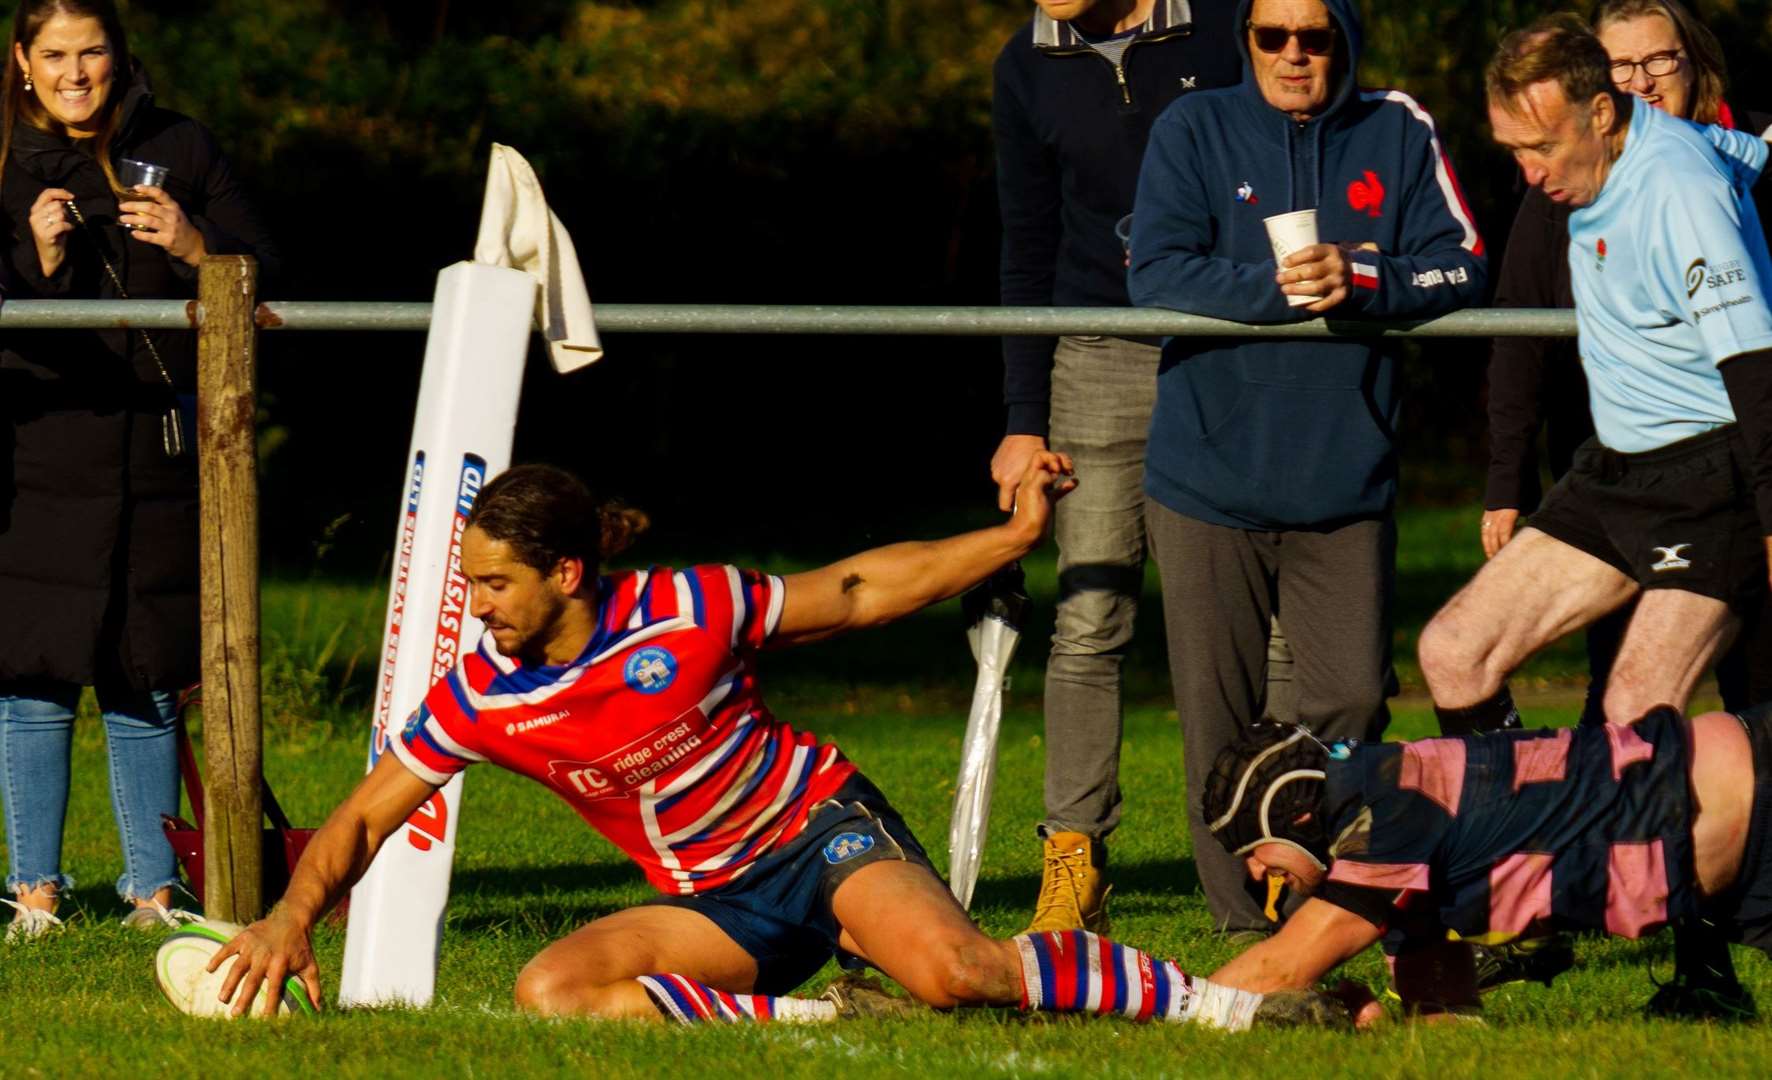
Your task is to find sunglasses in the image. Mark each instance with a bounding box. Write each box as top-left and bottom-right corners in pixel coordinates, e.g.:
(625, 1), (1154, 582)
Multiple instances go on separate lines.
(1246, 21), (1337, 56)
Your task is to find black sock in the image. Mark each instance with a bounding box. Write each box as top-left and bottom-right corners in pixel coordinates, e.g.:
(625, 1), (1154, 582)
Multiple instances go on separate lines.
(1435, 685), (1521, 736)
(1673, 919), (1739, 985)
(1577, 680), (1608, 728)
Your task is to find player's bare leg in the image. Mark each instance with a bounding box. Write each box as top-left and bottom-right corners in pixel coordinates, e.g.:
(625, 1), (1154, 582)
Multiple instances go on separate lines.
(830, 859), (1304, 1028)
(513, 904), (759, 1019)
(830, 859), (1022, 1007)
(1418, 528), (1638, 708)
(1600, 589), (1736, 724)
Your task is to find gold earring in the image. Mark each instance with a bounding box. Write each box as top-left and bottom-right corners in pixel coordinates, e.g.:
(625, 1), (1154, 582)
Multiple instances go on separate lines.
(22, 74), (31, 92)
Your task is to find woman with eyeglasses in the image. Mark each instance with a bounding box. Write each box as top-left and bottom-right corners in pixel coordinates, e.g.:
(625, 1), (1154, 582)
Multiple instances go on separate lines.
(1477, 0), (1770, 1016)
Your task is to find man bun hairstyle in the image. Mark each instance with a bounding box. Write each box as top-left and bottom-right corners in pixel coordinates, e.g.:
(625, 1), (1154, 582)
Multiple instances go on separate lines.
(1487, 12), (1628, 121)
(466, 463), (649, 578)
(1201, 722), (1331, 870)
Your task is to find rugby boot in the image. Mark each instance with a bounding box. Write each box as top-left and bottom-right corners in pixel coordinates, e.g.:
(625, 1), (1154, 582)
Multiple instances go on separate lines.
(1645, 919), (1758, 1022)
(821, 973), (924, 1019)
(1643, 973), (1758, 1022)
(1250, 989), (1352, 1030)
(1470, 934), (1575, 992)
(1021, 831), (1111, 934)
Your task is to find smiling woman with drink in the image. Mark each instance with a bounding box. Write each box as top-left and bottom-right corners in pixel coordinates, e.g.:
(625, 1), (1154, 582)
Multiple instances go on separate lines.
(0, 0), (278, 939)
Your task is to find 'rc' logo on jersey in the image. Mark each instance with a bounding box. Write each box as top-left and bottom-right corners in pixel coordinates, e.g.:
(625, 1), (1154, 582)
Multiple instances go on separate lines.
(624, 647), (678, 694)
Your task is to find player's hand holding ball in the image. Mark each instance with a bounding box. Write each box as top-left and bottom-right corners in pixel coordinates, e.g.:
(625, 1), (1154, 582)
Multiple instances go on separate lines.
(201, 907), (323, 1017)
(154, 917), (319, 1019)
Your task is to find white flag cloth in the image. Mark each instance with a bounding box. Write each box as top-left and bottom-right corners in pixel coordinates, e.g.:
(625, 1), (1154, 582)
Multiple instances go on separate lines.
(472, 143), (603, 373)
(948, 567), (1029, 910)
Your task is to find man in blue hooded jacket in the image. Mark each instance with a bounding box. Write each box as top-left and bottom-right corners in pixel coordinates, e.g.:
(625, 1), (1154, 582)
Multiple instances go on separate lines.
(1127, 0), (1488, 932)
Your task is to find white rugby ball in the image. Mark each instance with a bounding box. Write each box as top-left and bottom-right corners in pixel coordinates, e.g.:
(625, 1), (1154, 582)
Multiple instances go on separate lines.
(154, 921), (317, 1018)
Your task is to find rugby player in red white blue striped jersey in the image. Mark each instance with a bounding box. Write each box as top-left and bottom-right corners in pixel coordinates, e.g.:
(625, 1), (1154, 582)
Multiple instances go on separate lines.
(209, 462), (1342, 1031)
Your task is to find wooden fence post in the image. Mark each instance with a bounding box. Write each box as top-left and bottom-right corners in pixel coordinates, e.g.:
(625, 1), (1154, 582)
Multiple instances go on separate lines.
(196, 255), (262, 923)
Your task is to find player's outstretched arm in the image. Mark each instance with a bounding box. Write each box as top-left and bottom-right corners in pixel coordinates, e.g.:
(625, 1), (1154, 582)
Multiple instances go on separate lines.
(207, 753), (440, 1016)
(771, 450), (1075, 648)
(1210, 898), (1382, 1002)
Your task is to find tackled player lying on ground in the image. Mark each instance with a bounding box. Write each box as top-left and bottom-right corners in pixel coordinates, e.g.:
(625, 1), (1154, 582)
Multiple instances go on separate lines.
(1200, 706), (1772, 1025)
(206, 461), (1342, 1030)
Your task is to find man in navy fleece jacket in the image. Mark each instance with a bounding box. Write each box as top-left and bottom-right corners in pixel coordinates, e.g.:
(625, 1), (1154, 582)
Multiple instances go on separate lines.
(1127, 0), (1487, 933)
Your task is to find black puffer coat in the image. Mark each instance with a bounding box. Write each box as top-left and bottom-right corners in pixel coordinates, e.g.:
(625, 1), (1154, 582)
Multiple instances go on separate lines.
(0, 72), (279, 691)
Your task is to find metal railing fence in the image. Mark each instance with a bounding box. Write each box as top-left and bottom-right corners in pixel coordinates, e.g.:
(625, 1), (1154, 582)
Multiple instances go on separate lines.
(0, 299), (1579, 338)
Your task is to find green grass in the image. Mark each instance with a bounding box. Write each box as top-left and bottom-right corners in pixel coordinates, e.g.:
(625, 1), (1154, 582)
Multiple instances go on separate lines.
(6, 704), (1771, 1076)
(2, 505), (1764, 1075)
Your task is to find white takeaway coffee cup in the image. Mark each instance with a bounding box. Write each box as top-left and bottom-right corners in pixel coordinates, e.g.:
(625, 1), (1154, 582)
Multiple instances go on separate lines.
(1263, 209), (1320, 307)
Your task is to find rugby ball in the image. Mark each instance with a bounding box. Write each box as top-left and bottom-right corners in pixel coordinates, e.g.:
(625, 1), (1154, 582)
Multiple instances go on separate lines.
(154, 921), (317, 1018)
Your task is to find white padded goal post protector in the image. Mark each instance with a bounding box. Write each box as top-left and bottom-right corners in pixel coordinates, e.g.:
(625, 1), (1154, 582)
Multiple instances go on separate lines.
(338, 261), (537, 1007)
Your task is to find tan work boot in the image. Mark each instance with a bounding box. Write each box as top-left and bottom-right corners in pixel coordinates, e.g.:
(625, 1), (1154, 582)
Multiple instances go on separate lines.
(1022, 831), (1111, 934)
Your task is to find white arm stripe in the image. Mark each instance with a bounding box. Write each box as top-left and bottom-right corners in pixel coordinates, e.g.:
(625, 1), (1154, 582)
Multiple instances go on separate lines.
(725, 565), (746, 649)
(763, 574), (786, 640)
(1362, 89), (1483, 254)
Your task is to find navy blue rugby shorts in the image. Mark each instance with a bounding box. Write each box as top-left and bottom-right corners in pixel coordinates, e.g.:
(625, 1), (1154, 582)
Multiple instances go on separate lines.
(644, 772), (936, 994)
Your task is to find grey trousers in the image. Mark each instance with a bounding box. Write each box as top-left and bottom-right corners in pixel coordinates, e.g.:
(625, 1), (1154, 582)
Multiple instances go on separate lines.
(1145, 502), (1393, 931)
(1040, 337), (1295, 840)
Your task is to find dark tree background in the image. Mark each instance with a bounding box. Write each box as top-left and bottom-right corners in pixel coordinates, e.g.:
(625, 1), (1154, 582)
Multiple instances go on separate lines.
(74, 1), (1772, 569)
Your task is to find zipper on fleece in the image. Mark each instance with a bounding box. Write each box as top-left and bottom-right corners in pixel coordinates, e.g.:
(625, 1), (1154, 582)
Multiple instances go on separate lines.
(1041, 25), (1194, 111)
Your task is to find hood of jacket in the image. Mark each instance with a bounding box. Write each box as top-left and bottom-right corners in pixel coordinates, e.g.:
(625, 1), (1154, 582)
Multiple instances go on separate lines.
(9, 60), (153, 187)
(1233, 0), (1363, 129)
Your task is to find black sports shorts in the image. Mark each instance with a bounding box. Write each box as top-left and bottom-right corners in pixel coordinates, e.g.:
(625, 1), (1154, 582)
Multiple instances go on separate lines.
(1527, 426), (1765, 608)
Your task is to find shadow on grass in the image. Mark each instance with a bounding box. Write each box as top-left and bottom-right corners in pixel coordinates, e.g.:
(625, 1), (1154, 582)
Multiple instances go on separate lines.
(445, 862), (650, 932)
(48, 883), (135, 924)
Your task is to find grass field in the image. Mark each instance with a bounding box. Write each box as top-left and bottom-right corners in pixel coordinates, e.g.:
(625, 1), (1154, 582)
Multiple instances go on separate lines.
(4, 506), (1769, 1076)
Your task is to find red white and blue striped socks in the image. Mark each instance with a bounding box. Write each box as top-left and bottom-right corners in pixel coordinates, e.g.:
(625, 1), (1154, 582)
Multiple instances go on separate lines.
(638, 974), (838, 1024)
(1012, 930), (1264, 1031)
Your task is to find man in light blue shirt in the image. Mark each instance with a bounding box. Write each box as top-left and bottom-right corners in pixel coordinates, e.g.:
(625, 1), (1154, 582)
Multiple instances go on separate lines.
(1570, 103), (1772, 453)
(1419, 16), (1772, 740)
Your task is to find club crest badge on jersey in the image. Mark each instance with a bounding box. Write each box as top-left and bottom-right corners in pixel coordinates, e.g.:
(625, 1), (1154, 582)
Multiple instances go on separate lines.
(823, 831), (875, 865)
(624, 647), (678, 694)
(401, 711), (424, 743)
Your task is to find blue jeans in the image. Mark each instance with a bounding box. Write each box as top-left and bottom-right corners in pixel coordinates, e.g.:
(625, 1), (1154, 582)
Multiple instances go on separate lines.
(0, 681), (182, 901)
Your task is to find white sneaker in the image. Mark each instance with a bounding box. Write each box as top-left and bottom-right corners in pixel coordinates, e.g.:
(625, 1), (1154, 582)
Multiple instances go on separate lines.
(2, 897), (65, 942)
(121, 900), (204, 931)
